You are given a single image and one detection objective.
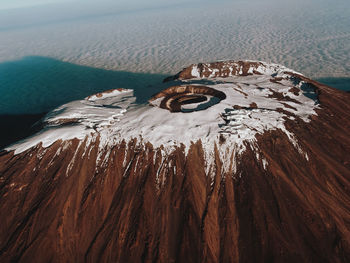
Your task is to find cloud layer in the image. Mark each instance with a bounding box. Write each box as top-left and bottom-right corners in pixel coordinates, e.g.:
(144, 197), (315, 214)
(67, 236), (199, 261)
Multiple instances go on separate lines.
(0, 0), (349, 78)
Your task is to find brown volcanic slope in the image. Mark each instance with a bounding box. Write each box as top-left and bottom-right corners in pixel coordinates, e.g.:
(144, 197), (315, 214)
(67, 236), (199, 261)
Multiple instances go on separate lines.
(1, 61), (350, 262)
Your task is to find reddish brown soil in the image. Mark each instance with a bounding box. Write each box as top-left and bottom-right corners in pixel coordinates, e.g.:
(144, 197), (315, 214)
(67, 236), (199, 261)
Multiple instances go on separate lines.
(268, 88), (301, 104)
(270, 77), (284, 83)
(249, 102), (258, 109)
(288, 87), (300, 96)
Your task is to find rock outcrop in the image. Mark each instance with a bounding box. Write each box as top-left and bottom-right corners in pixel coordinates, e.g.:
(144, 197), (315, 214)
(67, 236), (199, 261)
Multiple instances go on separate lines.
(0, 60), (349, 262)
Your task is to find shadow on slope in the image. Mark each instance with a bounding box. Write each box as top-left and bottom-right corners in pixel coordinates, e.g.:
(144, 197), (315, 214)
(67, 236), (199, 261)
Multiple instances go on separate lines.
(0, 56), (168, 114)
(0, 113), (46, 150)
(0, 56), (169, 149)
(316, 77), (350, 92)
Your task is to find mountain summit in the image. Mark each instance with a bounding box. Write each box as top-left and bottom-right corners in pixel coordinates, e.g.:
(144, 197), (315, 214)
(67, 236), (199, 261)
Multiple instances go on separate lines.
(1, 60), (349, 262)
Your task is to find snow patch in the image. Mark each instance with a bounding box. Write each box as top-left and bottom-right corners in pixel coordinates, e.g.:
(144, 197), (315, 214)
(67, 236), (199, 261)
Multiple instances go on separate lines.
(7, 61), (319, 174)
(191, 65), (201, 78)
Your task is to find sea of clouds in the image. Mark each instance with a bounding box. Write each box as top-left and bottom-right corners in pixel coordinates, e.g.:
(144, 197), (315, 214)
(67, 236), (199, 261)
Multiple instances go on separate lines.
(0, 0), (349, 78)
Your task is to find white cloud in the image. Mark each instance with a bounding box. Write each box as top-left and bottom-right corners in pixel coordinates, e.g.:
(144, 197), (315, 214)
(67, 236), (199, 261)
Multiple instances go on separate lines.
(0, 0), (75, 10)
(0, 0), (348, 78)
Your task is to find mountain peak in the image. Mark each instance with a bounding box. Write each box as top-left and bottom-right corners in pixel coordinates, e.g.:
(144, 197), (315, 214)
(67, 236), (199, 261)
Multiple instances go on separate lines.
(1, 60), (350, 262)
(7, 60), (318, 169)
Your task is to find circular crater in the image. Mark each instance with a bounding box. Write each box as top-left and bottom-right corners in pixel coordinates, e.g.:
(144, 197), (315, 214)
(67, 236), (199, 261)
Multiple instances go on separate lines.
(149, 85), (226, 113)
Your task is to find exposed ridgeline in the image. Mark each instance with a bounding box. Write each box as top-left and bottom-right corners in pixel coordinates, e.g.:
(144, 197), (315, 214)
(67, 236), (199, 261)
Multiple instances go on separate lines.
(1, 61), (350, 262)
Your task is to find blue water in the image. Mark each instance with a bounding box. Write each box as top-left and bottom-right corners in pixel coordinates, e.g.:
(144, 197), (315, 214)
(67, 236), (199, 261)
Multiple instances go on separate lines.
(0, 56), (167, 115)
(316, 78), (350, 92)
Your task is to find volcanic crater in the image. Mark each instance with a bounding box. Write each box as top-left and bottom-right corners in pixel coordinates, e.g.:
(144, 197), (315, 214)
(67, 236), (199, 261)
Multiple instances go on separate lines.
(149, 85), (227, 113)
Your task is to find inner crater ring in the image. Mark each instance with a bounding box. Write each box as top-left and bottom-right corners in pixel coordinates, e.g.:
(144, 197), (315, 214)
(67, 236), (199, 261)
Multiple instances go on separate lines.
(149, 85), (226, 113)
